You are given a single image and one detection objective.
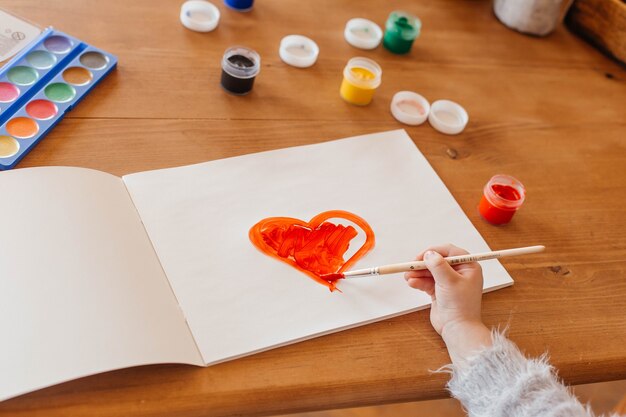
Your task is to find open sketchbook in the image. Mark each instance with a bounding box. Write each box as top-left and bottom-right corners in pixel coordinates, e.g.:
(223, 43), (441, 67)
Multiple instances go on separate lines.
(0, 130), (513, 401)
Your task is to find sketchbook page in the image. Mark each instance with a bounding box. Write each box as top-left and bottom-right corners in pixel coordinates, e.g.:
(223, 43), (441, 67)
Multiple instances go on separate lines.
(123, 130), (513, 365)
(0, 167), (202, 402)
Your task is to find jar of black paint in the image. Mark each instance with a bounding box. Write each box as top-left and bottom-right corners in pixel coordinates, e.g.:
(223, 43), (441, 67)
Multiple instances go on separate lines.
(220, 46), (260, 95)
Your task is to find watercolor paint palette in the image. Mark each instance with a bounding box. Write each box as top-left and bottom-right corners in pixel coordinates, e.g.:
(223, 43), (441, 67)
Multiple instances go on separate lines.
(0, 27), (117, 170)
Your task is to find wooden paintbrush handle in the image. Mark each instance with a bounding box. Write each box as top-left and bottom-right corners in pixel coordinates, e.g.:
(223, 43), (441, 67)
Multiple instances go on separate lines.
(378, 261), (428, 274)
(346, 245), (545, 278)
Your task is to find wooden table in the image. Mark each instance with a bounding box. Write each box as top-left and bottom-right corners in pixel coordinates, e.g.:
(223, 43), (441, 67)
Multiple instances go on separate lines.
(2, 0), (625, 416)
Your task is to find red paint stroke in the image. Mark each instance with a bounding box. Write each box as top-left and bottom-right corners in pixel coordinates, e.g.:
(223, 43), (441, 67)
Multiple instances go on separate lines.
(249, 210), (375, 291)
(321, 272), (345, 282)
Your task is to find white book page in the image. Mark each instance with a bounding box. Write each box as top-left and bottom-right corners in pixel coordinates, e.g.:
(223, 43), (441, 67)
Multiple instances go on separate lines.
(123, 130), (513, 365)
(0, 167), (202, 402)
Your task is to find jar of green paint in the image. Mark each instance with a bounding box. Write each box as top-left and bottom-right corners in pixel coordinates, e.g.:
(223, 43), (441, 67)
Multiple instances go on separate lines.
(383, 11), (421, 54)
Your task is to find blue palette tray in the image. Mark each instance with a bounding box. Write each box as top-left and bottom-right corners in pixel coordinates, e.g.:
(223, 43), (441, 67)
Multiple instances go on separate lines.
(0, 28), (117, 170)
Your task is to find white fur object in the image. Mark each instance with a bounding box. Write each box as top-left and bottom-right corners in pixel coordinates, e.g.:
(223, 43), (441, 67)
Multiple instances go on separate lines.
(493, 0), (564, 36)
(443, 331), (622, 417)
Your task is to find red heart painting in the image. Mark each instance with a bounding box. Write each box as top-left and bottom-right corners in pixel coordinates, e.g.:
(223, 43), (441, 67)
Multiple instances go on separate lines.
(249, 210), (375, 291)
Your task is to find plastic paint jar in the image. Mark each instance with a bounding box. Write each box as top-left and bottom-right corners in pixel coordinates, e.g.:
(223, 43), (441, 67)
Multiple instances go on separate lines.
(383, 11), (421, 54)
(339, 57), (382, 106)
(224, 0), (254, 11)
(220, 46), (260, 95)
(478, 174), (526, 225)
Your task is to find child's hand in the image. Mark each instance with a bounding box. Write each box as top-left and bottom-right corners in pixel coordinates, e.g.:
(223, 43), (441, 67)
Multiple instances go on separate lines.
(405, 244), (492, 365)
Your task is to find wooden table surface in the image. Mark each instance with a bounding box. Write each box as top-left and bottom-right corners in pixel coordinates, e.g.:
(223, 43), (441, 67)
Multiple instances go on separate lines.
(1, 0), (625, 416)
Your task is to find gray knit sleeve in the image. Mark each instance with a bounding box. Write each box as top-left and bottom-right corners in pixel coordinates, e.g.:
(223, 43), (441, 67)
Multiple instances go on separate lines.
(445, 331), (620, 417)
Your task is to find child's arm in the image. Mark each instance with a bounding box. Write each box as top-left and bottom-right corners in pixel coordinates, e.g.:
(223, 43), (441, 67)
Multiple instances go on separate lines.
(405, 245), (604, 417)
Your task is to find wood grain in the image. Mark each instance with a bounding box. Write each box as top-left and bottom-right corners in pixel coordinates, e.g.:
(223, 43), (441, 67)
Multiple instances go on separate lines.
(281, 380), (626, 417)
(0, 0), (625, 416)
(566, 0), (626, 64)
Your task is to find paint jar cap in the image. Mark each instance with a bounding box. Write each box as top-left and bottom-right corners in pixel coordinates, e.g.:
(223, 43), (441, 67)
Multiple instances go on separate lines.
(180, 0), (220, 32)
(279, 35), (319, 68)
(391, 91), (430, 126)
(386, 11), (421, 40)
(428, 100), (468, 135)
(344, 18), (383, 50)
(222, 46), (261, 79)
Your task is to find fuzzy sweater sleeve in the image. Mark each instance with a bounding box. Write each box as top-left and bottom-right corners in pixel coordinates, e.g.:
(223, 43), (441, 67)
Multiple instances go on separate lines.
(445, 331), (621, 417)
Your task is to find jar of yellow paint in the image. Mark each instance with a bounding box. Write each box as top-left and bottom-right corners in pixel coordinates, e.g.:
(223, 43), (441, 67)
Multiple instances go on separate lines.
(339, 57), (382, 106)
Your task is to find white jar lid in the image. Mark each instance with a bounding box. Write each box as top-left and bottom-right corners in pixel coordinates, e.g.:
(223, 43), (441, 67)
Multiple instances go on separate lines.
(344, 18), (383, 50)
(180, 0), (220, 32)
(279, 35), (319, 68)
(391, 91), (430, 125)
(428, 100), (469, 135)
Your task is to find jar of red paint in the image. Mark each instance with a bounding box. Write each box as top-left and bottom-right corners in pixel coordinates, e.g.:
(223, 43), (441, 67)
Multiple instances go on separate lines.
(478, 174), (526, 225)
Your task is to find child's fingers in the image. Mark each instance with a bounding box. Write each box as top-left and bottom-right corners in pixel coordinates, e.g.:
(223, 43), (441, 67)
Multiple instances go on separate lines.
(412, 250), (427, 262)
(453, 261), (482, 275)
(409, 244), (480, 284)
(407, 261), (478, 278)
(405, 270), (433, 280)
(413, 244), (479, 278)
(419, 244), (467, 258)
(406, 276), (435, 296)
(410, 244), (465, 277)
(424, 250), (462, 285)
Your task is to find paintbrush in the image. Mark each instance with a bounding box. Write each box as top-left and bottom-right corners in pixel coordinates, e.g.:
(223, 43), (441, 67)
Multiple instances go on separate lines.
(322, 245), (545, 282)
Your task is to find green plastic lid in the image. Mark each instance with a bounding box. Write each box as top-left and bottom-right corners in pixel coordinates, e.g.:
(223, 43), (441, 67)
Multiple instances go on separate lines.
(386, 11), (421, 40)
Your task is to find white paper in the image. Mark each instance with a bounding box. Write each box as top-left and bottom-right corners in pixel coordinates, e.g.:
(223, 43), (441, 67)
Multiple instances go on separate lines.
(0, 167), (202, 401)
(124, 130), (513, 365)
